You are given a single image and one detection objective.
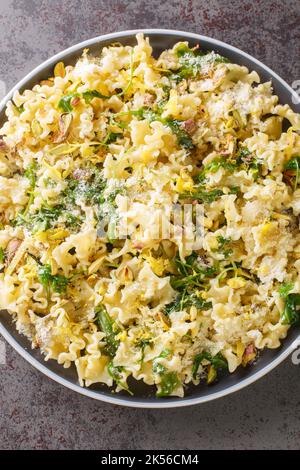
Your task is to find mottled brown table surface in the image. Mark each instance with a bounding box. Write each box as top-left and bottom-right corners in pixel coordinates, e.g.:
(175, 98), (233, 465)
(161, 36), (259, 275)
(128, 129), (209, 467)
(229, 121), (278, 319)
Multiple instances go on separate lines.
(1, 0), (300, 450)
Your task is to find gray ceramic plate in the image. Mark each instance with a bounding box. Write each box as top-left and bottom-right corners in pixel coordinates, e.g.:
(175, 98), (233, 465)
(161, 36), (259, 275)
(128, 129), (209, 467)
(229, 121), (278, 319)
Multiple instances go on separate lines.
(1, 29), (300, 408)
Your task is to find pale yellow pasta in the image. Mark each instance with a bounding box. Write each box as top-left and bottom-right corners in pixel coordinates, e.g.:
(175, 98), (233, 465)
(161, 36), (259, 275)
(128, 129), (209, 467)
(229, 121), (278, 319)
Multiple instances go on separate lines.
(0, 34), (299, 398)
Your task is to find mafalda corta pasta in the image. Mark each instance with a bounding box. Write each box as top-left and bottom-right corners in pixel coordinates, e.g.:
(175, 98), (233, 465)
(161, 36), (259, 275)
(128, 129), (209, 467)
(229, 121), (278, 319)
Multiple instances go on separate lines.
(0, 34), (300, 397)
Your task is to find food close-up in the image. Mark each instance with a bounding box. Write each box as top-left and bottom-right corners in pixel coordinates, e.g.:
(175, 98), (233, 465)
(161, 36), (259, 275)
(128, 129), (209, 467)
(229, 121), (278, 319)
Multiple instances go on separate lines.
(1, 33), (300, 399)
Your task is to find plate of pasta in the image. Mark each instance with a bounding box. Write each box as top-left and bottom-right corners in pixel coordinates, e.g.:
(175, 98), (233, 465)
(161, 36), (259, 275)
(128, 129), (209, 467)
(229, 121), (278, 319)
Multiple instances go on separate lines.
(1, 29), (300, 408)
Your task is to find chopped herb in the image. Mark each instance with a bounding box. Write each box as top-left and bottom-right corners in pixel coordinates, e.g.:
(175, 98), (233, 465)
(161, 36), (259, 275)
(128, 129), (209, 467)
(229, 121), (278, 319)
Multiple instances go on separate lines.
(12, 203), (63, 232)
(236, 148), (261, 179)
(175, 251), (198, 276)
(130, 107), (158, 122)
(153, 362), (166, 374)
(104, 132), (123, 145)
(95, 303), (120, 357)
(180, 187), (224, 203)
(214, 235), (233, 259)
(192, 351), (227, 379)
(30, 205), (63, 232)
(156, 86), (171, 111)
(179, 150), (260, 201)
(65, 213), (82, 229)
(62, 178), (79, 205)
(63, 166), (106, 206)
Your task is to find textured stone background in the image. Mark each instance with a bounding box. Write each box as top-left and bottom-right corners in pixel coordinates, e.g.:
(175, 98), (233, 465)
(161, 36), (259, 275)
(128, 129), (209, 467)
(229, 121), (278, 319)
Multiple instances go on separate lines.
(1, 0), (300, 450)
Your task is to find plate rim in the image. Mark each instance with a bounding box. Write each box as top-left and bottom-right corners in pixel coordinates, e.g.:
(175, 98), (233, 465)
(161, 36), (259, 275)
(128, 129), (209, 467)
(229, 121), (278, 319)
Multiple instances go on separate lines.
(1, 28), (299, 408)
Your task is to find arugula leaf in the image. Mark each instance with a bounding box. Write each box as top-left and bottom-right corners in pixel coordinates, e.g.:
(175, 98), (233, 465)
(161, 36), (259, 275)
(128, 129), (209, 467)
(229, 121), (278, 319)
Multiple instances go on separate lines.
(95, 303), (120, 357)
(152, 351), (181, 397)
(82, 89), (111, 103)
(172, 44), (229, 81)
(38, 264), (68, 294)
(156, 371), (180, 397)
(58, 93), (79, 113)
(122, 107), (194, 150)
(197, 157), (238, 183)
(197, 151), (260, 184)
(284, 156), (300, 171)
(278, 282), (300, 325)
(192, 351), (227, 379)
(50, 272), (69, 293)
(166, 252), (215, 313)
(107, 361), (133, 395)
(164, 291), (212, 315)
(137, 338), (152, 363)
(176, 252), (217, 277)
(281, 293), (300, 325)
(152, 349), (171, 374)
(180, 152), (256, 201)
(58, 89), (111, 112)
(168, 252), (217, 293)
(164, 118), (194, 150)
(279, 282), (294, 297)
